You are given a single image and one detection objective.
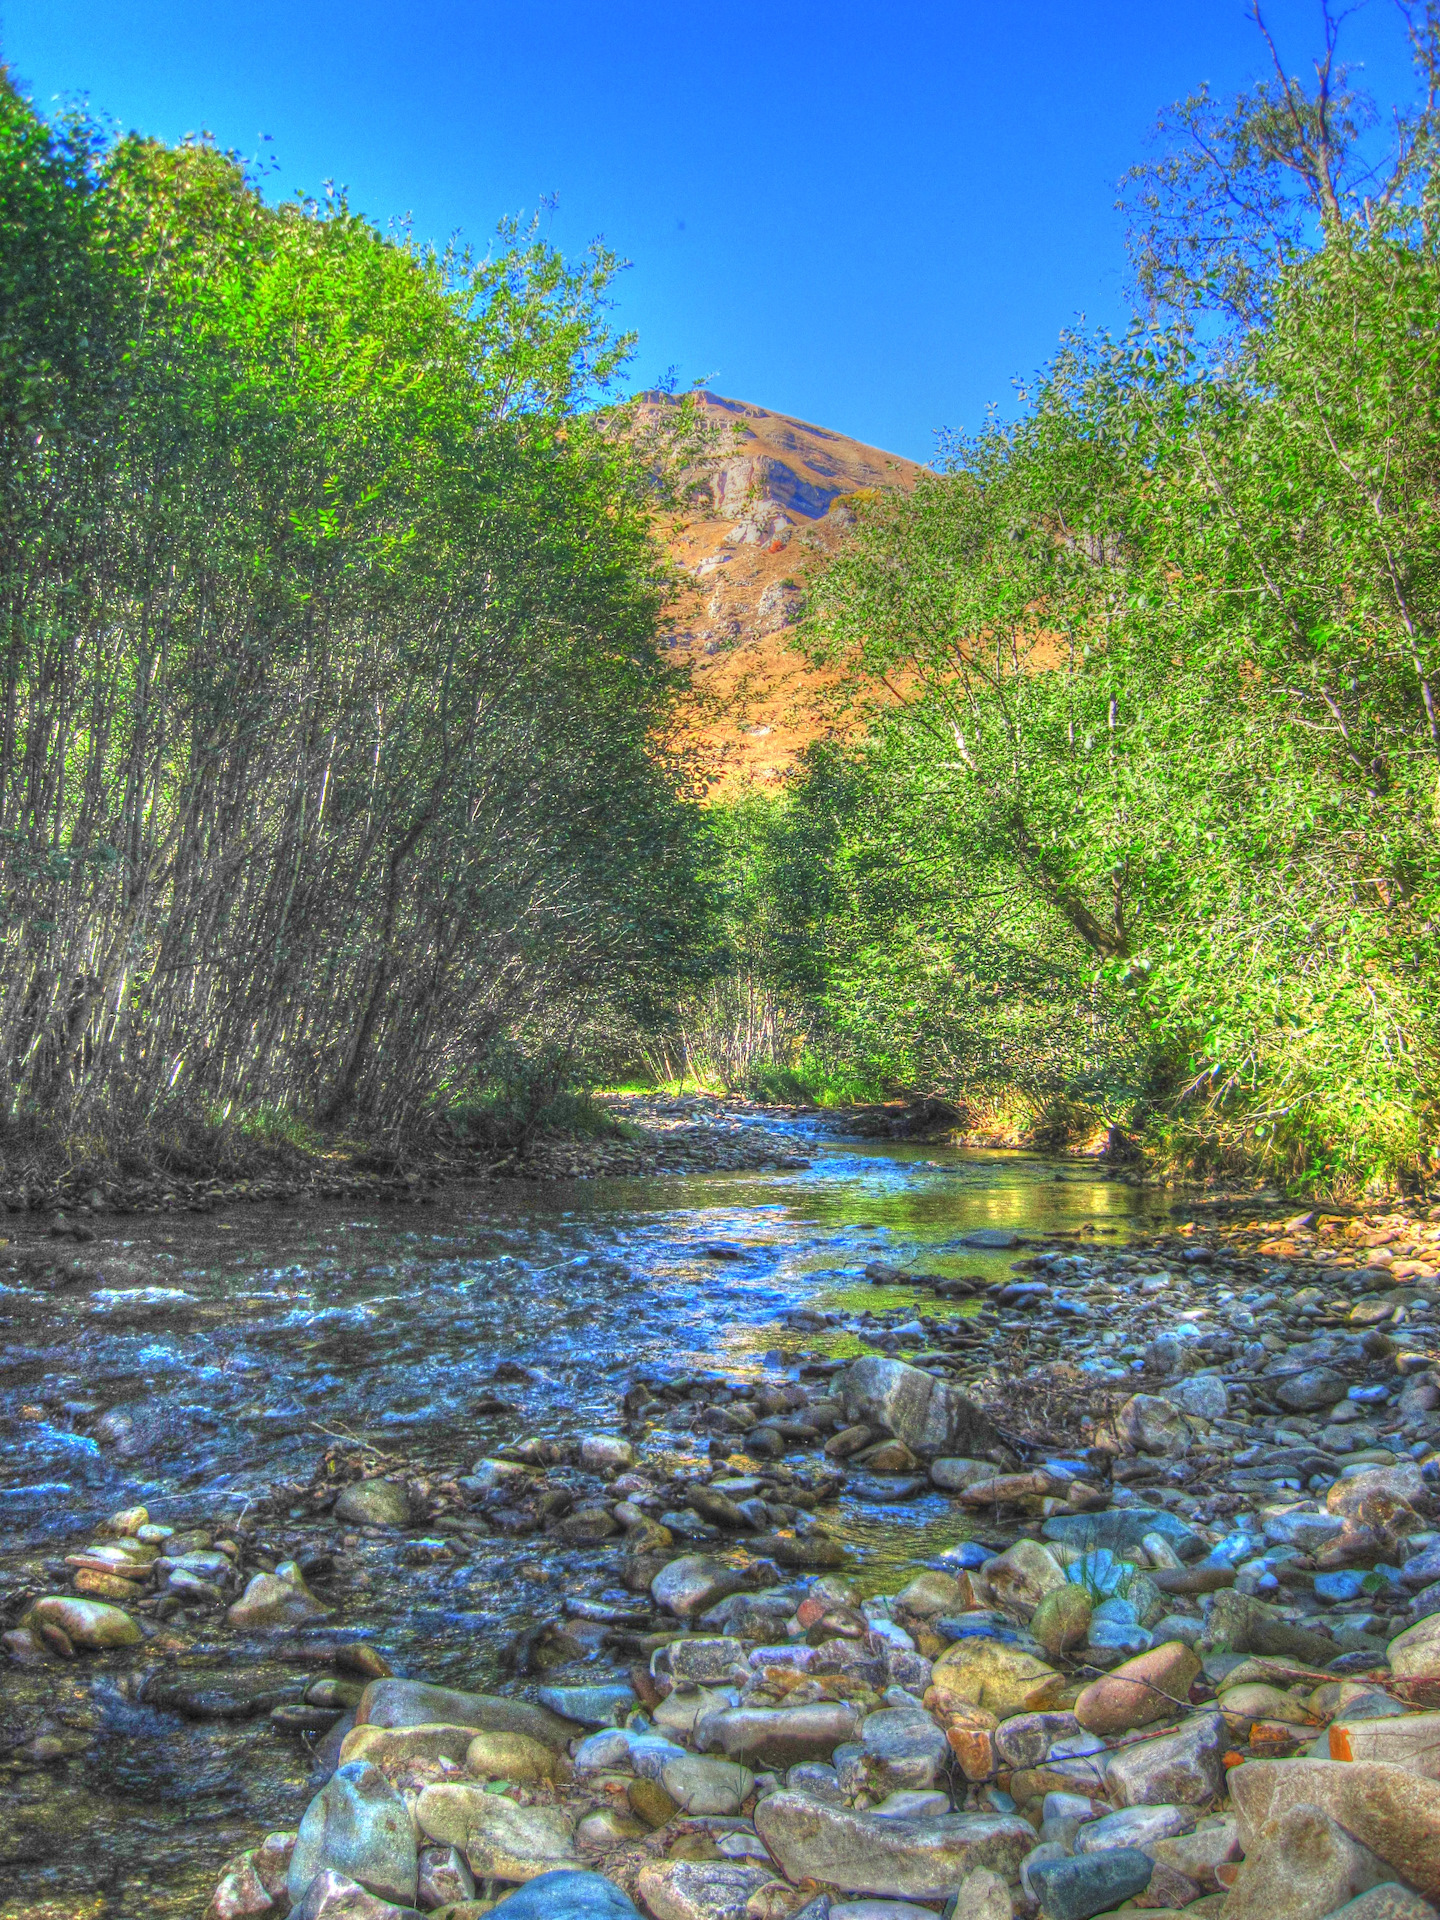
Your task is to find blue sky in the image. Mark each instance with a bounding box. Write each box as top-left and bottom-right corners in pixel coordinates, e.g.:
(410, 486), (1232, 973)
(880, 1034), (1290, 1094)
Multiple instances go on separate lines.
(3, 1), (1422, 461)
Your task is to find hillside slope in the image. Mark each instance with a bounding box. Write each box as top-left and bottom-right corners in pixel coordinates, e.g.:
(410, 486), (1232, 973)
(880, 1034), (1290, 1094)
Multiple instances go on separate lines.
(651, 392), (925, 789)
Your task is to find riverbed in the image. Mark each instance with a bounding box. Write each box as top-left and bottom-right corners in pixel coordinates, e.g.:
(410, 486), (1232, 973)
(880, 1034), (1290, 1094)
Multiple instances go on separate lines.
(0, 1115), (1166, 1918)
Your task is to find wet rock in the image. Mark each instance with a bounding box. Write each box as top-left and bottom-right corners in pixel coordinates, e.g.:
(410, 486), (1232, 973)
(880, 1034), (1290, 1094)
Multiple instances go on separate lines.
(477, 1870), (641, 1917)
(1101, 1712), (1226, 1808)
(1073, 1642), (1200, 1736)
(1026, 1849), (1153, 1919)
(229, 1564), (333, 1630)
(634, 1859), (774, 1919)
(20, 1595), (141, 1649)
(838, 1357), (1002, 1460)
(1228, 1758), (1440, 1899)
(1276, 1367), (1350, 1412)
(356, 1680), (572, 1748)
(652, 1555), (766, 1621)
(417, 1846), (473, 1909)
(580, 1435), (637, 1472)
(659, 1754), (755, 1815)
(287, 1761), (418, 1908)
(289, 1871), (423, 1919)
(415, 1787), (576, 1879)
(694, 1702), (862, 1769)
(1031, 1587), (1092, 1658)
(928, 1639), (1065, 1717)
(1221, 1801), (1389, 1919)
(463, 1729), (565, 1782)
(752, 1792), (1034, 1899)
(334, 1481), (410, 1528)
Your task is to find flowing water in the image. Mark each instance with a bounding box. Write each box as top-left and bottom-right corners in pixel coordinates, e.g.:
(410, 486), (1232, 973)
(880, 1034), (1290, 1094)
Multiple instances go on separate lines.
(0, 1115), (1169, 1918)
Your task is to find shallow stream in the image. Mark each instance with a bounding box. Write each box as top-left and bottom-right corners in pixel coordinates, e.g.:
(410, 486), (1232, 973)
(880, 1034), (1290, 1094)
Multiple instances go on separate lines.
(0, 1115), (1168, 1917)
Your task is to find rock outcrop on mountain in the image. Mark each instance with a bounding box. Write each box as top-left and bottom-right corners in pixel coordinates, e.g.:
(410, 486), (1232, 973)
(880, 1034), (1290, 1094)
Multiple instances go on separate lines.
(647, 391), (924, 790)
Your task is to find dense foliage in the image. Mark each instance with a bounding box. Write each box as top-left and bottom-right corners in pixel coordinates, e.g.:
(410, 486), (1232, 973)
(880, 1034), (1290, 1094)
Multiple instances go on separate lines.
(736, 8), (1440, 1189)
(0, 77), (705, 1153)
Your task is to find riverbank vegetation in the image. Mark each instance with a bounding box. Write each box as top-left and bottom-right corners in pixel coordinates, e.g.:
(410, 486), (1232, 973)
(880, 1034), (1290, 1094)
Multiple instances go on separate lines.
(680, 4), (1440, 1195)
(0, 75), (710, 1186)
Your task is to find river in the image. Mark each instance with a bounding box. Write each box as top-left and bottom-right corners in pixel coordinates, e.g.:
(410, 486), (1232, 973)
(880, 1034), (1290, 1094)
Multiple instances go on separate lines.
(0, 1113), (1168, 1918)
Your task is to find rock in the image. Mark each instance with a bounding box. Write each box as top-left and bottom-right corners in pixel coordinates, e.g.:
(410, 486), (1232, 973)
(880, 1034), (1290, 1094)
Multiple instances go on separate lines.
(1115, 1394), (1192, 1458)
(752, 1793), (1034, 1898)
(1025, 1849), (1154, 1919)
(1200, 1589), (1337, 1665)
(463, 1729), (565, 1783)
(355, 1680), (571, 1749)
(415, 1788), (576, 1880)
(652, 1556), (766, 1621)
(287, 1762), (417, 1908)
(206, 1853), (276, 1920)
(1228, 1758), (1440, 1898)
(480, 1869), (642, 1917)
(667, 1638), (749, 1685)
(860, 1705), (951, 1790)
(1073, 1643), (1201, 1736)
(1042, 1509), (1203, 1561)
(20, 1595), (141, 1650)
(535, 1683), (637, 1727)
(1329, 1711), (1440, 1775)
(896, 1570), (970, 1616)
(1031, 1587), (1093, 1658)
(576, 1807), (645, 1848)
(1276, 1367), (1350, 1412)
(658, 1755), (755, 1815)
(694, 1703), (862, 1769)
(1102, 1712), (1227, 1808)
(1329, 1463), (1427, 1517)
(334, 1481), (410, 1528)
(1386, 1613), (1440, 1681)
(1264, 1509), (1349, 1552)
(838, 1358), (1002, 1460)
(992, 1712), (1080, 1771)
(628, 1778), (679, 1827)
(1146, 1814), (1241, 1890)
(1323, 1890), (1440, 1920)
(1166, 1375), (1228, 1421)
(947, 1868), (1014, 1919)
(928, 1639), (1066, 1717)
(579, 1435), (637, 1472)
(982, 1541), (1067, 1615)
(1072, 1803), (1195, 1852)
(417, 1846), (473, 1909)
(634, 1860), (774, 1919)
(931, 1459), (999, 1493)
(1220, 1801), (1390, 1919)
(288, 1871), (423, 1919)
(1219, 1682), (1316, 1729)
(228, 1566), (332, 1630)
(338, 1724), (479, 1773)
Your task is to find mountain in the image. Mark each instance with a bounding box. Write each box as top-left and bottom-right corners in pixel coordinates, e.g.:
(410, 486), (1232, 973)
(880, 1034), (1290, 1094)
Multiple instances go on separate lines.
(648, 392), (926, 790)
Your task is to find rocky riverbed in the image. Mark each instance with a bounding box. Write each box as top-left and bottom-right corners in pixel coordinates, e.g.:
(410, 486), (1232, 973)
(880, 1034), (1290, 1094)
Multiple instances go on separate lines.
(6, 1117), (1440, 1920)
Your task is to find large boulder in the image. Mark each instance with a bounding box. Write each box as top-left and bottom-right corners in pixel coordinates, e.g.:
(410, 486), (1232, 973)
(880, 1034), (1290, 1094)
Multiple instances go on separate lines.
(1220, 1801), (1390, 1919)
(838, 1358), (1003, 1460)
(287, 1762), (417, 1908)
(752, 1792), (1033, 1898)
(1229, 1758), (1440, 1900)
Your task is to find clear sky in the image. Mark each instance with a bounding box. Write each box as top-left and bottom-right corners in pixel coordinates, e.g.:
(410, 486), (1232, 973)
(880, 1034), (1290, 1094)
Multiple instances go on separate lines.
(2, 1), (1423, 461)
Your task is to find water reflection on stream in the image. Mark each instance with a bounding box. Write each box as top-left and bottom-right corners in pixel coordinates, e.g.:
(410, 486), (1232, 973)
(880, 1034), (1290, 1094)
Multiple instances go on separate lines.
(0, 1116), (1169, 1917)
